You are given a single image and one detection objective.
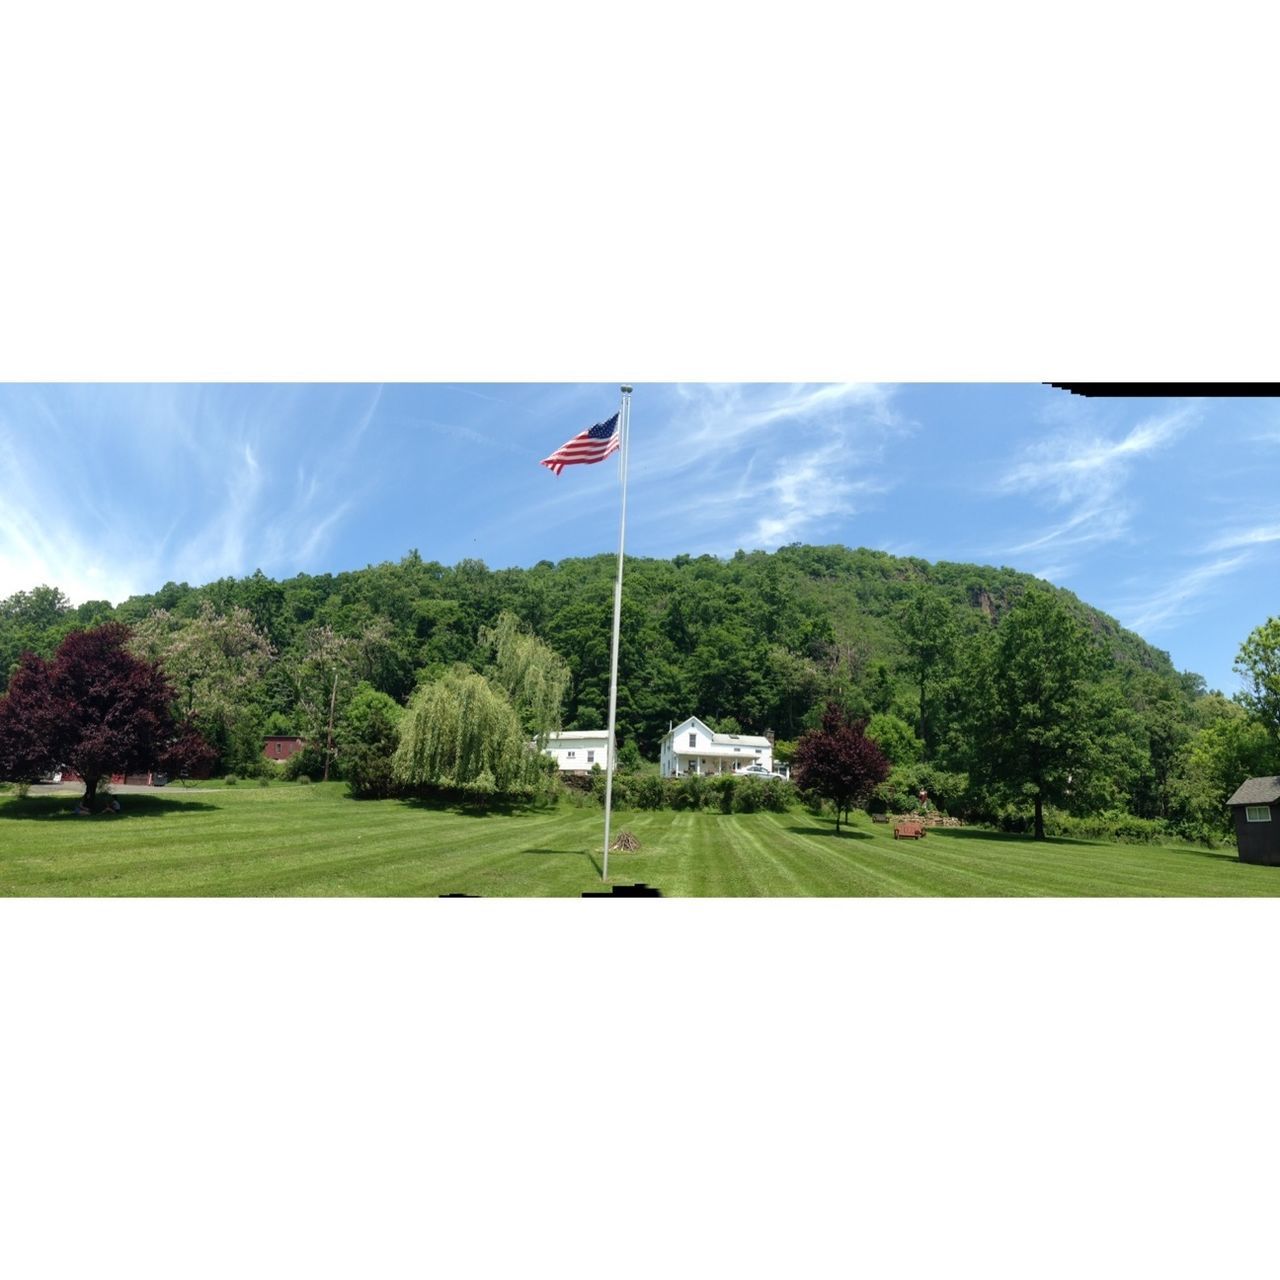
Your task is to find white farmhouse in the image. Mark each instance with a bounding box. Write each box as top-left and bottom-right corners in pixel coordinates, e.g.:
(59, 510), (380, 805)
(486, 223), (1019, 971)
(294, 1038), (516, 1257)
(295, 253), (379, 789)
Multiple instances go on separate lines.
(659, 716), (776, 778)
(541, 730), (611, 773)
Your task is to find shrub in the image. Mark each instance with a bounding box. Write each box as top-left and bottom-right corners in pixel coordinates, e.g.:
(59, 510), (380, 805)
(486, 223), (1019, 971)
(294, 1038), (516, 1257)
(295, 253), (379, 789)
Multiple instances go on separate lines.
(1042, 809), (1175, 844)
(297, 774), (312, 785)
(632, 774), (665, 810)
(675, 773), (709, 811)
(875, 764), (969, 816)
(759, 777), (793, 813)
(733, 776), (764, 813)
(224, 774), (239, 786)
(14, 781), (31, 799)
(617, 739), (643, 773)
(982, 806), (1181, 845)
(712, 774), (737, 813)
(591, 771), (631, 809)
(257, 776), (270, 787)
(285, 744), (331, 782)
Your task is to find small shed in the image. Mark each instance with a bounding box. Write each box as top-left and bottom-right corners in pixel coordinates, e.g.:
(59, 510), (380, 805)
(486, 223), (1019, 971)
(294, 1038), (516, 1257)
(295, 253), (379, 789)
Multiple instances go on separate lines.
(1226, 776), (1280, 865)
(263, 735), (306, 763)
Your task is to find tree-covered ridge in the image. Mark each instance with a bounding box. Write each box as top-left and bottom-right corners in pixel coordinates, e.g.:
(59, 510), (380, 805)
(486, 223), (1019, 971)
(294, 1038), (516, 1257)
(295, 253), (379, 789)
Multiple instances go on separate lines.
(4, 542), (1271, 839)
(0, 544), (1191, 748)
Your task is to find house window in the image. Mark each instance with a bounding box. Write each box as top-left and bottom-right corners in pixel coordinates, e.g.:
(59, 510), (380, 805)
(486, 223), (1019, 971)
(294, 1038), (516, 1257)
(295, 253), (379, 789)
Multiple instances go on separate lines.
(734, 746), (740, 752)
(1245, 805), (1272, 823)
(689, 732), (697, 748)
(587, 750), (595, 764)
(566, 751), (576, 759)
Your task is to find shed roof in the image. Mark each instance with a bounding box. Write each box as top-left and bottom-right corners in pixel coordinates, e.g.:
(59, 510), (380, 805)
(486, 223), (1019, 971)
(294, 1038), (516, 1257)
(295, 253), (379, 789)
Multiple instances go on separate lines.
(1227, 776), (1280, 806)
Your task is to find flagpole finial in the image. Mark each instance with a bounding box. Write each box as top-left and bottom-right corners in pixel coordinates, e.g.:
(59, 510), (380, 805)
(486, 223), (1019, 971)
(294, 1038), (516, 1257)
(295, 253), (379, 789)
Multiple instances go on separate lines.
(621, 385), (632, 394)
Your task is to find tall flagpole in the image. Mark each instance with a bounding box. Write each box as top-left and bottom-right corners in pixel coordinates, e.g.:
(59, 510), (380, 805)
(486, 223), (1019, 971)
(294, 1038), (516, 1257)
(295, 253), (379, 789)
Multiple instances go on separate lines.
(601, 384), (632, 881)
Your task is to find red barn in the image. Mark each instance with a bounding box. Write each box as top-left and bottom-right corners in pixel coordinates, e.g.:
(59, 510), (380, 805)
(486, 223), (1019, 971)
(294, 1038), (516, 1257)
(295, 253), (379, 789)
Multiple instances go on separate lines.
(263, 736), (306, 763)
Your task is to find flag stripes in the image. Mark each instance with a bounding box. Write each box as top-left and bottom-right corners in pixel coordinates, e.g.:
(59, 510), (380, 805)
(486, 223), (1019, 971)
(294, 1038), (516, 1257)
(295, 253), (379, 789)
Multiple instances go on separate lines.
(539, 413), (621, 475)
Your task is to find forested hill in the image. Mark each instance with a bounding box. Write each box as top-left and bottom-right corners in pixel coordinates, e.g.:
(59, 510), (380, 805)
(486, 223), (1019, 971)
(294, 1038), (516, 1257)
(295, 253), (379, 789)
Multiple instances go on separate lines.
(0, 543), (1197, 757)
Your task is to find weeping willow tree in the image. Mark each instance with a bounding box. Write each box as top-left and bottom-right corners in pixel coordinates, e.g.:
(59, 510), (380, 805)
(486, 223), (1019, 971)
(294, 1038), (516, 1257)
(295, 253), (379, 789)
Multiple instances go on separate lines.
(480, 611), (570, 748)
(394, 665), (534, 795)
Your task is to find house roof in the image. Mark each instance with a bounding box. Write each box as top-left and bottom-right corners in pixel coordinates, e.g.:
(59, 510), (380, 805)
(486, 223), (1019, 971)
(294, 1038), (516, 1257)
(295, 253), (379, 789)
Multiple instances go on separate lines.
(1227, 776), (1280, 806)
(664, 716), (771, 749)
(544, 730), (610, 744)
(709, 732), (771, 748)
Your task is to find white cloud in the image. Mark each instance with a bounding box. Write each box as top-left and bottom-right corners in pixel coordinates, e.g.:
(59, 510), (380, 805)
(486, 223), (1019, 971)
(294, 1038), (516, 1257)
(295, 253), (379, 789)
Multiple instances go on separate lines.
(1115, 551), (1254, 634)
(1205, 523), (1280, 553)
(0, 385), (380, 605)
(993, 406), (1196, 557)
(512, 383), (910, 556)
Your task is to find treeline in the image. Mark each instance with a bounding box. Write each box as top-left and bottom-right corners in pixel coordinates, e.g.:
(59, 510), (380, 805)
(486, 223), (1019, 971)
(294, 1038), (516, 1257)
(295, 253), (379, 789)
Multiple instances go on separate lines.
(2, 544), (1277, 838)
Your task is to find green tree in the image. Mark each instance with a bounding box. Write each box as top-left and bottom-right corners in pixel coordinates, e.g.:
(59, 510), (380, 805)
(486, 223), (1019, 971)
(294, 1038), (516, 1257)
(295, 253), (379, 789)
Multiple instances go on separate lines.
(480, 611), (570, 746)
(965, 588), (1103, 841)
(1235, 617), (1280, 739)
(865, 713), (921, 767)
(288, 625), (362, 782)
(394, 666), (534, 795)
(337, 682), (404, 799)
(1169, 702), (1279, 838)
(0, 585), (76, 689)
(896, 585), (958, 756)
(130, 602), (273, 773)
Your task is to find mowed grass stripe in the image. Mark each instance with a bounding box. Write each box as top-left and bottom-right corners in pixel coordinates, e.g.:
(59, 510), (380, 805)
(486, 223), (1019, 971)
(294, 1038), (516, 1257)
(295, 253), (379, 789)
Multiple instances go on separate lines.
(2, 786), (1278, 897)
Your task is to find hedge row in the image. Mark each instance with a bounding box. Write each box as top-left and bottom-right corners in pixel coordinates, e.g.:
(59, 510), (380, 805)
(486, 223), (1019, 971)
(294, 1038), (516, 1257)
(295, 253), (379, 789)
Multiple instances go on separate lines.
(989, 807), (1208, 845)
(582, 771), (794, 814)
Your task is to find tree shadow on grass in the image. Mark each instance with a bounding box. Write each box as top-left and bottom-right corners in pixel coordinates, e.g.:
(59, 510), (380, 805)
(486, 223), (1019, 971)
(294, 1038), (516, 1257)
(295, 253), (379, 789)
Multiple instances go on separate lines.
(1166, 845), (1239, 863)
(784, 825), (873, 841)
(0, 795), (218, 821)
(526, 847), (605, 877)
(925, 828), (1099, 848)
(399, 795), (552, 820)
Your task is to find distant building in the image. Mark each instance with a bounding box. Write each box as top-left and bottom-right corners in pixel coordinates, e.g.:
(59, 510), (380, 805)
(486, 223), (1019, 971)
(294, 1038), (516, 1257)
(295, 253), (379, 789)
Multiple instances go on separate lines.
(541, 730), (611, 773)
(1226, 776), (1280, 865)
(658, 716), (777, 778)
(263, 735), (307, 763)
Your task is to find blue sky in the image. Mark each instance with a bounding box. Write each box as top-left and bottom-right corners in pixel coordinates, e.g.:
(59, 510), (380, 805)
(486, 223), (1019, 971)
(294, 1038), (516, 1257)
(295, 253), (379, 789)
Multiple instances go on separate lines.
(0, 382), (1276, 695)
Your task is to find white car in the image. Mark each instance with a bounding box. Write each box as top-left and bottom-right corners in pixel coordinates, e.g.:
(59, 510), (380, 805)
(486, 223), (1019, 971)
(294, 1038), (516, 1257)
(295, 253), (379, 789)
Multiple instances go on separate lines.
(738, 765), (787, 780)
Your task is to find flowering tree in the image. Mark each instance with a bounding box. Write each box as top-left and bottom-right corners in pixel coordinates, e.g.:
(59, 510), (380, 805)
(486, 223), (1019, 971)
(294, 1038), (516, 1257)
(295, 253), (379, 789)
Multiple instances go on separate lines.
(0, 623), (213, 807)
(130, 602), (273, 772)
(792, 702), (890, 833)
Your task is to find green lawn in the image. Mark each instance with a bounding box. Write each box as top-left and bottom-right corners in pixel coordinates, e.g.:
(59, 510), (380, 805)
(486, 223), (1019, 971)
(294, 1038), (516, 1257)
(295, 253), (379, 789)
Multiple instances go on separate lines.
(0, 783), (1271, 896)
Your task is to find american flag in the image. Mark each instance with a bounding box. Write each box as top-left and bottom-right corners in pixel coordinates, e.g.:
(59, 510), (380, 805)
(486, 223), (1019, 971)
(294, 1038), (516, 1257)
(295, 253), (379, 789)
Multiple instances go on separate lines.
(539, 413), (621, 476)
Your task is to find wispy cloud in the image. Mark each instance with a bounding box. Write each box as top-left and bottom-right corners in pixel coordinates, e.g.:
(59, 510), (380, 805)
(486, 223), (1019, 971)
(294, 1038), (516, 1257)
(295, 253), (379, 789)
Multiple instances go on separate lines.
(740, 444), (892, 548)
(992, 406), (1196, 557)
(504, 383), (911, 556)
(1115, 551), (1254, 634)
(1205, 523), (1280, 553)
(0, 384), (382, 605)
(660, 383), (908, 551)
